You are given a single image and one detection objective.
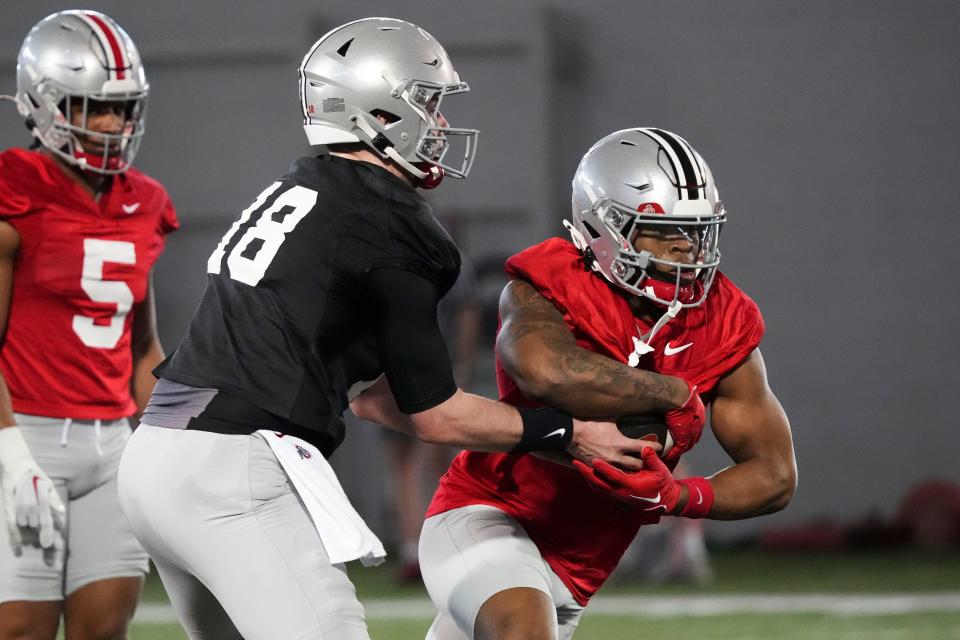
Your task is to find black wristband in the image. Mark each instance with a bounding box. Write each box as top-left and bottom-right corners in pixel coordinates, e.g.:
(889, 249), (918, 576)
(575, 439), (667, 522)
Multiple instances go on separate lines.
(512, 407), (574, 453)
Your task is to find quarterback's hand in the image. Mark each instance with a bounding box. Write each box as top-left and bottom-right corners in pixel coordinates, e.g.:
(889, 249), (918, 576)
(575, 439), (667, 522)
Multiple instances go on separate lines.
(662, 383), (706, 465)
(573, 448), (714, 517)
(567, 419), (660, 472)
(0, 427), (65, 554)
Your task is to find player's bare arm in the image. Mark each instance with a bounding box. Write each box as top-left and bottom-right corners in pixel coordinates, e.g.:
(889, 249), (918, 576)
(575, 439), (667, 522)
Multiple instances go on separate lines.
(350, 375), (651, 468)
(574, 348), (795, 518)
(497, 278), (689, 417)
(130, 274), (165, 416)
(700, 348), (797, 518)
(352, 379), (524, 450)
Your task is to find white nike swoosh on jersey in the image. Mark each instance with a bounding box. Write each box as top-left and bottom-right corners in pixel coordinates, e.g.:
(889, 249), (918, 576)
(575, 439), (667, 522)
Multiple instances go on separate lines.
(630, 492), (661, 504)
(695, 487), (704, 505)
(664, 341), (693, 356)
(122, 202), (141, 214)
(543, 428), (566, 440)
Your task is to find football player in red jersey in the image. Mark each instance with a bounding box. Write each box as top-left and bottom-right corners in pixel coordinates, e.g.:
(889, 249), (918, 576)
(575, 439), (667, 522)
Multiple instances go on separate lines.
(419, 128), (798, 640)
(0, 11), (177, 640)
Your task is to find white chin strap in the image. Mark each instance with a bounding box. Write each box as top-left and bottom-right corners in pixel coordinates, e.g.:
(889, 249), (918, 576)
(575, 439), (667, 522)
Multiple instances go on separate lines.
(562, 219), (603, 274)
(352, 115), (428, 180)
(640, 300), (682, 346)
(629, 300), (682, 366)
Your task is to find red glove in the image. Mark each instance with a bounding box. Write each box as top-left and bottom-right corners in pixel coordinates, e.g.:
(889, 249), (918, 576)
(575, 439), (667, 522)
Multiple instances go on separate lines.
(573, 448), (714, 518)
(662, 383), (706, 465)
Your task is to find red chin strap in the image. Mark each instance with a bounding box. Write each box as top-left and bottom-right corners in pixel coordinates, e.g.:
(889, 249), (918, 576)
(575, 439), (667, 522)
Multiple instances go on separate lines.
(74, 150), (122, 171)
(416, 164), (444, 190)
(643, 274), (702, 306)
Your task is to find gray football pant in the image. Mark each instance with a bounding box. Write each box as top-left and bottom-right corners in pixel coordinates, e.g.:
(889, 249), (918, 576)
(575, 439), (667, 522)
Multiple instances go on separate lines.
(420, 505), (584, 640)
(118, 424), (369, 640)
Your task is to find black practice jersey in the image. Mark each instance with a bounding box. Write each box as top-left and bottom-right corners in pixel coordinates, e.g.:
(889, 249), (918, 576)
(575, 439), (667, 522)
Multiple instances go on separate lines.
(155, 154), (461, 455)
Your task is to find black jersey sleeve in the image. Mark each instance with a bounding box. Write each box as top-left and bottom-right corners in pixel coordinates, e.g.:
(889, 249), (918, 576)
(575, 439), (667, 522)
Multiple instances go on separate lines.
(365, 266), (458, 414)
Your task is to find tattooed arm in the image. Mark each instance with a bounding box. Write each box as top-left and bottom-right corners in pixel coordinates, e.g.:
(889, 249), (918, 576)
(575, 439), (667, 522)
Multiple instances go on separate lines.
(496, 279), (689, 418)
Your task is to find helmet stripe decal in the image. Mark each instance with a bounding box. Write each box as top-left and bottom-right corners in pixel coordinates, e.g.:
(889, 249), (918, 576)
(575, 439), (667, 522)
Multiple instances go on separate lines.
(82, 13), (128, 80)
(653, 128), (704, 194)
(637, 128), (685, 199)
(76, 14), (117, 78)
(650, 128), (702, 200)
(673, 134), (707, 199)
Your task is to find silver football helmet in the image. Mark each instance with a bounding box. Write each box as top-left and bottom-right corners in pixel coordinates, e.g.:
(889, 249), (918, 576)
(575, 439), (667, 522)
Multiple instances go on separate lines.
(569, 128), (726, 309)
(15, 10), (148, 174)
(299, 17), (478, 188)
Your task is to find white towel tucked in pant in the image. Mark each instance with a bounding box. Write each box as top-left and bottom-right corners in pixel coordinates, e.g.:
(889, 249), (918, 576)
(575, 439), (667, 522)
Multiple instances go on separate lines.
(258, 430), (386, 567)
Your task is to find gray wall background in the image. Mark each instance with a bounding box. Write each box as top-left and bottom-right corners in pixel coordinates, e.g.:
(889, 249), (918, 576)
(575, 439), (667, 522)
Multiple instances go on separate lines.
(2, 0), (957, 542)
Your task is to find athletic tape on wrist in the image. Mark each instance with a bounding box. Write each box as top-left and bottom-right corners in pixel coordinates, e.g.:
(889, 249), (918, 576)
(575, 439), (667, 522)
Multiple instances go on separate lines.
(677, 477), (714, 518)
(0, 426), (32, 466)
(512, 408), (574, 453)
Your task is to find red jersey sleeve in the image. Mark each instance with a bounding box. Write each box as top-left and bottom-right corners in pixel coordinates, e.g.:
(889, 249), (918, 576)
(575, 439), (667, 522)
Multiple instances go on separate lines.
(119, 169), (179, 268)
(146, 187), (179, 267)
(157, 189), (179, 235)
(504, 238), (636, 363)
(639, 272), (765, 398)
(0, 149), (43, 219)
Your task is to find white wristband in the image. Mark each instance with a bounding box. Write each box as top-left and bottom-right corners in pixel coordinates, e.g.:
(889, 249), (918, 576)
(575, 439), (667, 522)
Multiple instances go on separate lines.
(0, 426), (34, 481)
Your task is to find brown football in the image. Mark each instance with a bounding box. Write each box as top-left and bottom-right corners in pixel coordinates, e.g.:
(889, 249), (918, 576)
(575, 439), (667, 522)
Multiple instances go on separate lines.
(617, 414), (674, 457)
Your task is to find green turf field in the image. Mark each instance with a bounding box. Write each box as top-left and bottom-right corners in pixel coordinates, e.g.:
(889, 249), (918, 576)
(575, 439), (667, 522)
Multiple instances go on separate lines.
(127, 549), (960, 639)
(122, 614), (960, 640)
(348, 549), (960, 597)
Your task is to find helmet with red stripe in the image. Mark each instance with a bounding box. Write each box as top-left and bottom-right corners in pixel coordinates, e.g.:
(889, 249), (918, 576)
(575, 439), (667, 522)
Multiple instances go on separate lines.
(15, 11), (148, 174)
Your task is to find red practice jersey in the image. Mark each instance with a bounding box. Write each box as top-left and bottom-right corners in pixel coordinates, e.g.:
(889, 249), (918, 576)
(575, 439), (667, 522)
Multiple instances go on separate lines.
(0, 148), (178, 419)
(427, 238), (764, 605)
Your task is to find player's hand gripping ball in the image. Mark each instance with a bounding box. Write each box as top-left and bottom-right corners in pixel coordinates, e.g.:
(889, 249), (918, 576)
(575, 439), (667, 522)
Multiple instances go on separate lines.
(617, 384), (705, 466)
(616, 414), (674, 459)
(662, 384), (705, 464)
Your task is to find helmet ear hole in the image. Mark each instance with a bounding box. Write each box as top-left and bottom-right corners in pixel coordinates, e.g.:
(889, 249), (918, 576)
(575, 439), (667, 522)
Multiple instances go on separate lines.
(369, 109), (400, 125)
(581, 221), (602, 240)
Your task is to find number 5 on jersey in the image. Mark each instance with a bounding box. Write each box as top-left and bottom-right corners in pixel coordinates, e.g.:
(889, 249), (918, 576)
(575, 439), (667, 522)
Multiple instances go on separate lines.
(207, 182), (318, 286)
(73, 239), (136, 349)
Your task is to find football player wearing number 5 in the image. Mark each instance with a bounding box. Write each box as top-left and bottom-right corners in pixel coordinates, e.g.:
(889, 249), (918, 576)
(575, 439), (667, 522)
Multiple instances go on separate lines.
(419, 129), (798, 640)
(0, 11), (177, 640)
(116, 18), (653, 640)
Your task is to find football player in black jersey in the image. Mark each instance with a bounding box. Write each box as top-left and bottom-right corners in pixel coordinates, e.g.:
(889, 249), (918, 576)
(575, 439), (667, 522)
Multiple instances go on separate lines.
(116, 18), (689, 639)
